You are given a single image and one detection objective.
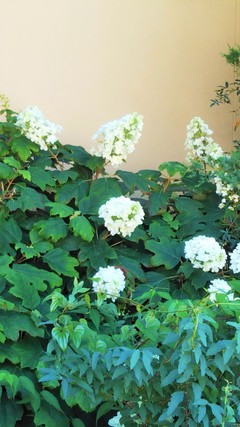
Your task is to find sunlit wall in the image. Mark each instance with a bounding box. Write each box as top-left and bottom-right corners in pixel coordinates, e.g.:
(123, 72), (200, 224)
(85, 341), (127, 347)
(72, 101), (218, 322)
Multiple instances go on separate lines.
(1, 0), (239, 170)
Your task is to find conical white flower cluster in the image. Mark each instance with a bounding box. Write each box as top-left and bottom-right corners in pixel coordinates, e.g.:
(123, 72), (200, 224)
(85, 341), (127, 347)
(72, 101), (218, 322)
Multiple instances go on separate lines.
(91, 113), (143, 166)
(16, 106), (62, 151)
(185, 117), (223, 163)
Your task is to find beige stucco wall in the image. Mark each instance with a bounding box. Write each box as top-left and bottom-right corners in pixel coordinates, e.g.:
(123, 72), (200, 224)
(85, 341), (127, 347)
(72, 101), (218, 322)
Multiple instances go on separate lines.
(1, 0), (239, 171)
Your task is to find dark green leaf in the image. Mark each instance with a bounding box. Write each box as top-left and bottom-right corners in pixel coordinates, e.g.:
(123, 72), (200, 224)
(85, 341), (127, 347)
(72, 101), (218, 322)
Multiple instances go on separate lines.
(43, 248), (79, 277)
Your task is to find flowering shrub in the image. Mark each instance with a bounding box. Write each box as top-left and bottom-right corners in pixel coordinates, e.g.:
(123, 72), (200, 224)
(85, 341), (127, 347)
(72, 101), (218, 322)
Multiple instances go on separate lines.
(0, 98), (239, 427)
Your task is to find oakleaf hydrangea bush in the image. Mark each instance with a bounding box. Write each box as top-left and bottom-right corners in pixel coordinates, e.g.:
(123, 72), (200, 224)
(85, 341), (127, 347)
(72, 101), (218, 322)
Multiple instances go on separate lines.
(0, 96), (239, 427)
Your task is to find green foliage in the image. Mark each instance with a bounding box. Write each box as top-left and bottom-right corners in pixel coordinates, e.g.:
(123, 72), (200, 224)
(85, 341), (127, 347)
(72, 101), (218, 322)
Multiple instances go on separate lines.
(0, 102), (239, 427)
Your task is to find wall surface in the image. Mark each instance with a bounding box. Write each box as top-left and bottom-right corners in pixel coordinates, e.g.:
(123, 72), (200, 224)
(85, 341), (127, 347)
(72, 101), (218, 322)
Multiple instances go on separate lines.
(1, 0), (239, 171)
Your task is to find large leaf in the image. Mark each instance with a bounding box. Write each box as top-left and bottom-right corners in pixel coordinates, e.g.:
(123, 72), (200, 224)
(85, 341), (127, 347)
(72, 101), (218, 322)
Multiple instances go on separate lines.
(45, 202), (75, 218)
(43, 248), (79, 277)
(78, 240), (117, 269)
(0, 218), (22, 255)
(148, 191), (169, 216)
(28, 166), (55, 190)
(0, 162), (16, 179)
(34, 400), (70, 427)
(79, 178), (122, 215)
(116, 170), (149, 193)
(34, 218), (68, 242)
(0, 311), (44, 341)
(55, 180), (89, 204)
(145, 238), (183, 269)
(12, 336), (43, 369)
(70, 216), (94, 242)
(0, 393), (23, 427)
(10, 135), (39, 161)
(7, 186), (46, 212)
(6, 263), (62, 308)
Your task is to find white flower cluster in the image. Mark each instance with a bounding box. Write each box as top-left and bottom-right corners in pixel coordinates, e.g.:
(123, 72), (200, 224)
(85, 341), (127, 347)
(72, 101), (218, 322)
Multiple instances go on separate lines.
(208, 279), (234, 302)
(16, 106), (62, 151)
(230, 243), (240, 273)
(92, 266), (126, 302)
(108, 412), (125, 427)
(99, 196), (144, 237)
(184, 235), (227, 272)
(91, 113), (143, 166)
(185, 117), (223, 164)
(214, 175), (239, 210)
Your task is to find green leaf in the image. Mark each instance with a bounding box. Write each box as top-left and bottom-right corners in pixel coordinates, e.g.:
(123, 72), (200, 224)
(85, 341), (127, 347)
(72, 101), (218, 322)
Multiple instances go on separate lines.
(70, 216), (94, 241)
(0, 393), (23, 427)
(43, 248), (79, 277)
(15, 242), (40, 259)
(71, 325), (85, 348)
(28, 166), (55, 190)
(116, 170), (149, 193)
(78, 240), (117, 269)
(7, 186), (46, 212)
(142, 349), (153, 375)
(18, 375), (40, 412)
(149, 220), (175, 239)
(0, 254), (14, 276)
(72, 419), (85, 427)
(0, 162), (16, 179)
(34, 218), (68, 242)
(0, 218), (22, 255)
(130, 349), (140, 369)
(11, 135), (39, 161)
(79, 178), (122, 215)
(96, 402), (113, 423)
(145, 238), (183, 269)
(52, 325), (69, 351)
(148, 191), (169, 215)
(161, 369), (179, 387)
(18, 169), (31, 181)
(3, 156), (21, 169)
(0, 311), (44, 341)
(6, 263), (62, 308)
(55, 180), (89, 204)
(34, 400), (70, 427)
(12, 336), (43, 369)
(46, 202), (75, 218)
(159, 161), (187, 177)
(40, 390), (64, 413)
(209, 403), (224, 423)
(167, 391), (185, 416)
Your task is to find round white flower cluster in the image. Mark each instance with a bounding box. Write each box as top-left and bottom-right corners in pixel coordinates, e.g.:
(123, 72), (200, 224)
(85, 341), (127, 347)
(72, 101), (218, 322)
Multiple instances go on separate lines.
(16, 106), (62, 151)
(229, 243), (240, 273)
(214, 175), (239, 210)
(99, 196), (145, 237)
(108, 412), (125, 427)
(208, 279), (234, 302)
(184, 235), (227, 272)
(91, 113), (143, 166)
(185, 117), (223, 164)
(92, 266), (126, 302)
